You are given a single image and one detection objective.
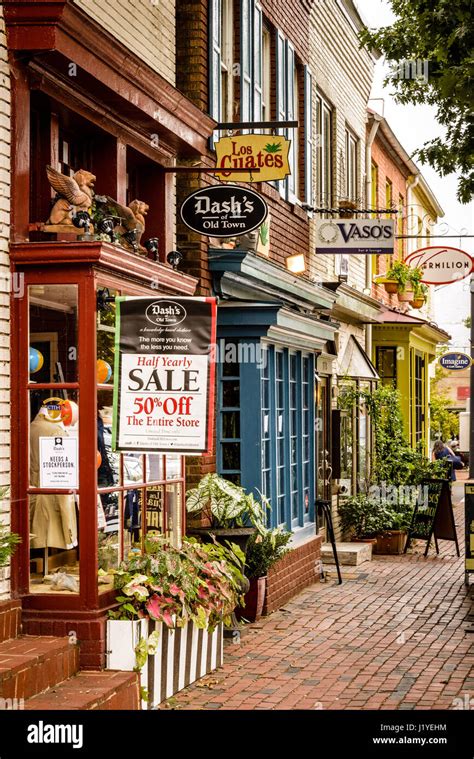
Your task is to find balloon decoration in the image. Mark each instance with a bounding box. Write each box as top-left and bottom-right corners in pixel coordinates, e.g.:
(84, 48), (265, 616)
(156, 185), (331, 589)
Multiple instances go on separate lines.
(97, 450), (102, 469)
(29, 347), (44, 374)
(97, 359), (112, 384)
(61, 399), (79, 427)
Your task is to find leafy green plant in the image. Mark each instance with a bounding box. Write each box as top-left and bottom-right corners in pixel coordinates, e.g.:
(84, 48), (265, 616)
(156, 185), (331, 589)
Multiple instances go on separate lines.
(264, 142), (282, 153)
(186, 473), (267, 531)
(110, 535), (246, 631)
(338, 495), (389, 538)
(244, 528), (292, 579)
(0, 488), (20, 568)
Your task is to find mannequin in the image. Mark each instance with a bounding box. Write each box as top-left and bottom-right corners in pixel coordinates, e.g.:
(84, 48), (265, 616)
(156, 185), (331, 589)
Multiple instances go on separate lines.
(29, 407), (78, 552)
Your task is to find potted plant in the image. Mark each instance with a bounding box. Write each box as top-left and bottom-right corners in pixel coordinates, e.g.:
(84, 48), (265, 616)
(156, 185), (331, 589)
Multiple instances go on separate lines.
(186, 473), (267, 554)
(338, 493), (389, 544)
(410, 282), (428, 309)
(237, 528), (292, 622)
(107, 534), (246, 708)
(373, 500), (414, 555)
(0, 487), (20, 575)
(383, 260), (412, 300)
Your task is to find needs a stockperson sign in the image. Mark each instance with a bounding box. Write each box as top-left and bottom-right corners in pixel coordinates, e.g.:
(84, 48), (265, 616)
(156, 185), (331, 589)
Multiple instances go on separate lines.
(112, 297), (216, 454)
(315, 218), (395, 255)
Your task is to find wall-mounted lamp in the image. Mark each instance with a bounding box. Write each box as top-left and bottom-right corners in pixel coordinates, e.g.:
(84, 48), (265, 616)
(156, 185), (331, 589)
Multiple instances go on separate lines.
(144, 237), (159, 260)
(167, 250), (183, 270)
(285, 253), (306, 274)
(97, 216), (115, 242)
(71, 211), (91, 236)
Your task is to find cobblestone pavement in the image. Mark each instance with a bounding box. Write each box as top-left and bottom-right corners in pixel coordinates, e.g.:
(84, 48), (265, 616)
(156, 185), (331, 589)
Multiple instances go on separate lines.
(163, 482), (474, 710)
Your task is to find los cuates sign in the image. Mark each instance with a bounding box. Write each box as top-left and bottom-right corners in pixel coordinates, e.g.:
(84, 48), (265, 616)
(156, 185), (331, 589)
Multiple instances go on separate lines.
(214, 134), (291, 183)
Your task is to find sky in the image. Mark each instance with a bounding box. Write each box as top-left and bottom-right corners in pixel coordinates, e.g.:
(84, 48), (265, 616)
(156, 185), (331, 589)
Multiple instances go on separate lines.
(354, 0), (473, 350)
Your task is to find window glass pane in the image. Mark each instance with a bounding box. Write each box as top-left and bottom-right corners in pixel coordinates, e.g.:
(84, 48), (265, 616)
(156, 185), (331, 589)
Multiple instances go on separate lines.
(29, 284), (78, 382)
(143, 485), (164, 535)
(146, 454), (164, 482)
(164, 455), (182, 481)
(222, 380), (240, 407)
(222, 442), (241, 471)
(222, 411), (240, 439)
(29, 494), (79, 594)
(98, 391), (119, 486)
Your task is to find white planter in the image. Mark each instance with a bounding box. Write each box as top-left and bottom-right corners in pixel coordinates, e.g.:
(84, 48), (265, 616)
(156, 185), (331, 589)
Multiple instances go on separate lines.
(106, 618), (223, 709)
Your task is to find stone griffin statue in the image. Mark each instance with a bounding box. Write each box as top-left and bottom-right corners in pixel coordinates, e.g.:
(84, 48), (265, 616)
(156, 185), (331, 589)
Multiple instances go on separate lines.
(46, 165), (96, 227)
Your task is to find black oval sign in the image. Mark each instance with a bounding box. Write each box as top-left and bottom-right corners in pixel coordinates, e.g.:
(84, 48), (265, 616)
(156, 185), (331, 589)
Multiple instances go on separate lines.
(180, 184), (268, 238)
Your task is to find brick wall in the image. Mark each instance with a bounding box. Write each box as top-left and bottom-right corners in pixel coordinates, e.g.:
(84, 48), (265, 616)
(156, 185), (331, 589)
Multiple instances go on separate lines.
(0, 8), (11, 601)
(370, 132), (409, 308)
(308, 1), (375, 290)
(73, 0), (176, 85)
(263, 535), (321, 615)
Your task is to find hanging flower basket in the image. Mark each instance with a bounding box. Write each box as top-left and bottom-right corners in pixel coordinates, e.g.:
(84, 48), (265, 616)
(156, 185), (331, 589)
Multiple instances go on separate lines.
(410, 297), (425, 309)
(397, 286), (415, 302)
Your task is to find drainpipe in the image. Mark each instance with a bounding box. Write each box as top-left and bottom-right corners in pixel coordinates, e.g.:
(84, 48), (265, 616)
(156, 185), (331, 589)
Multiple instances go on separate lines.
(406, 174), (420, 256)
(365, 113), (382, 357)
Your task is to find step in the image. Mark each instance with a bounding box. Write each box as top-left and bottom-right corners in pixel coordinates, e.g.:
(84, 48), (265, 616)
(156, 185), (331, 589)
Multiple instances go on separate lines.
(25, 671), (140, 710)
(321, 541), (373, 566)
(0, 600), (21, 643)
(0, 636), (78, 699)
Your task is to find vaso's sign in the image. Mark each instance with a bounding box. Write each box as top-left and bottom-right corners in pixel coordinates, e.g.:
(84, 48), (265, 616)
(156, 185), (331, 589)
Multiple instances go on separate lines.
(214, 134), (291, 182)
(405, 246), (473, 285)
(180, 185), (268, 237)
(315, 219), (394, 255)
(438, 352), (472, 371)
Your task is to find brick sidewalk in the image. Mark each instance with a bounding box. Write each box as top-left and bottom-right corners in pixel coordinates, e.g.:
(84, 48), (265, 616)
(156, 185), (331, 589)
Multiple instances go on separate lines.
(162, 484), (473, 710)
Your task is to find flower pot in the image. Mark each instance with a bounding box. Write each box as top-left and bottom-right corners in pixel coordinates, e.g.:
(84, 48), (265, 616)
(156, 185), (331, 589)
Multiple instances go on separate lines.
(397, 288), (414, 302)
(351, 536), (377, 546)
(373, 530), (407, 555)
(410, 298), (425, 309)
(236, 575), (266, 622)
(106, 618), (223, 709)
(187, 526), (255, 555)
(382, 280), (399, 294)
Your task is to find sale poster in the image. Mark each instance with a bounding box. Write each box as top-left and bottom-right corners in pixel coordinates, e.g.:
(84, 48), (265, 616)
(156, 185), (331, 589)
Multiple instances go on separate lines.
(112, 297), (216, 454)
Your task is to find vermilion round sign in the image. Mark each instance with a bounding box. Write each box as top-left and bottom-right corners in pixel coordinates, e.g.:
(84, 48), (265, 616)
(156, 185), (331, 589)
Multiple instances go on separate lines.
(405, 246), (473, 285)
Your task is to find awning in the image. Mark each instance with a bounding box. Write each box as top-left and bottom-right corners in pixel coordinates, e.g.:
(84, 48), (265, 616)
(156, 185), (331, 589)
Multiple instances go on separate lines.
(337, 335), (379, 380)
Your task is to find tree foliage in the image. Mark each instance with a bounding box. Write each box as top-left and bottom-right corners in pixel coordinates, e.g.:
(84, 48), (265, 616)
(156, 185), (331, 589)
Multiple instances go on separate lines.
(359, 0), (474, 202)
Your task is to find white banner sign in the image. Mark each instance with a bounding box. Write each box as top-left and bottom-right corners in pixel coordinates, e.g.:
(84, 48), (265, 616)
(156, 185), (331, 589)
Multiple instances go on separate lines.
(315, 219), (395, 255)
(39, 436), (78, 489)
(405, 246), (473, 285)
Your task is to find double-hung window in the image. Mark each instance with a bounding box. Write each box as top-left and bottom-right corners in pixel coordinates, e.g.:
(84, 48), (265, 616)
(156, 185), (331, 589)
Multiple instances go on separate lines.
(276, 32), (298, 201)
(240, 1), (267, 127)
(345, 128), (358, 203)
(316, 93), (333, 207)
(209, 0), (234, 127)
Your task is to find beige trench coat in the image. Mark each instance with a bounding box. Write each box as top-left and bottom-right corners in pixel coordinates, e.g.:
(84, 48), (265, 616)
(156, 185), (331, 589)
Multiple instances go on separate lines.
(29, 413), (78, 550)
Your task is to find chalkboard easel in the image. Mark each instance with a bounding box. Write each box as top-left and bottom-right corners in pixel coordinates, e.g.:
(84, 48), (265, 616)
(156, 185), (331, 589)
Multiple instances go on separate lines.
(404, 479), (460, 558)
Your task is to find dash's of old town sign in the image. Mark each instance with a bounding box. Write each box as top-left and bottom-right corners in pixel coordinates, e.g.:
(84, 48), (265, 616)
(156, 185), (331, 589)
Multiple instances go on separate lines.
(180, 185), (268, 237)
(405, 246), (474, 285)
(214, 134), (291, 182)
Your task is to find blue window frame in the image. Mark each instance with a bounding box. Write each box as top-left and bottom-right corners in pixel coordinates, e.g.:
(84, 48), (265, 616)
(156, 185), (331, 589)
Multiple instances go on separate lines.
(217, 340), (316, 531)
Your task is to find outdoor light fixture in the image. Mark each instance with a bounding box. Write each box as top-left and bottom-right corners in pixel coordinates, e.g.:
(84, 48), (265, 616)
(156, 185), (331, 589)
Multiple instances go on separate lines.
(98, 216), (115, 242)
(144, 237), (159, 260)
(123, 228), (139, 253)
(167, 250), (183, 270)
(71, 210), (91, 235)
(286, 253), (306, 274)
(96, 287), (115, 313)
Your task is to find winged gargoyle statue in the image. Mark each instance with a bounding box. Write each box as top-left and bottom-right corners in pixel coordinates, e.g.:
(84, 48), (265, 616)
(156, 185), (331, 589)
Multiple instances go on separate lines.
(46, 165), (96, 227)
(94, 196), (149, 253)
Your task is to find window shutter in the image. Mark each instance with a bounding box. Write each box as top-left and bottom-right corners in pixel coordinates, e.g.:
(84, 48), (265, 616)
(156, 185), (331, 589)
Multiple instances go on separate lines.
(304, 65), (313, 207)
(253, 3), (263, 122)
(241, 0), (253, 123)
(286, 41), (296, 200)
(276, 30), (286, 196)
(209, 0), (222, 122)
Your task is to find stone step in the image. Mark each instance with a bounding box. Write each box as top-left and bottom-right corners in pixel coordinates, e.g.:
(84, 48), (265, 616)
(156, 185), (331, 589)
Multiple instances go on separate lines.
(0, 636), (78, 699)
(25, 671), (140, 710)
(0, 600), (21, 643)
(321, 541), (373, 566)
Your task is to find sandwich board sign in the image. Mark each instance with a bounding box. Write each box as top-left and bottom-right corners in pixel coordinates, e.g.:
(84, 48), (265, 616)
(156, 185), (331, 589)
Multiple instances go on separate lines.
(465, 484), (474, 585)
(404, 479), (460, 558)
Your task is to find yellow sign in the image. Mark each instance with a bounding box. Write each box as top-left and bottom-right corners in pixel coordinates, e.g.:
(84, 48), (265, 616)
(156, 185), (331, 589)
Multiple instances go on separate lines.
(214, 134), (291, 183)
